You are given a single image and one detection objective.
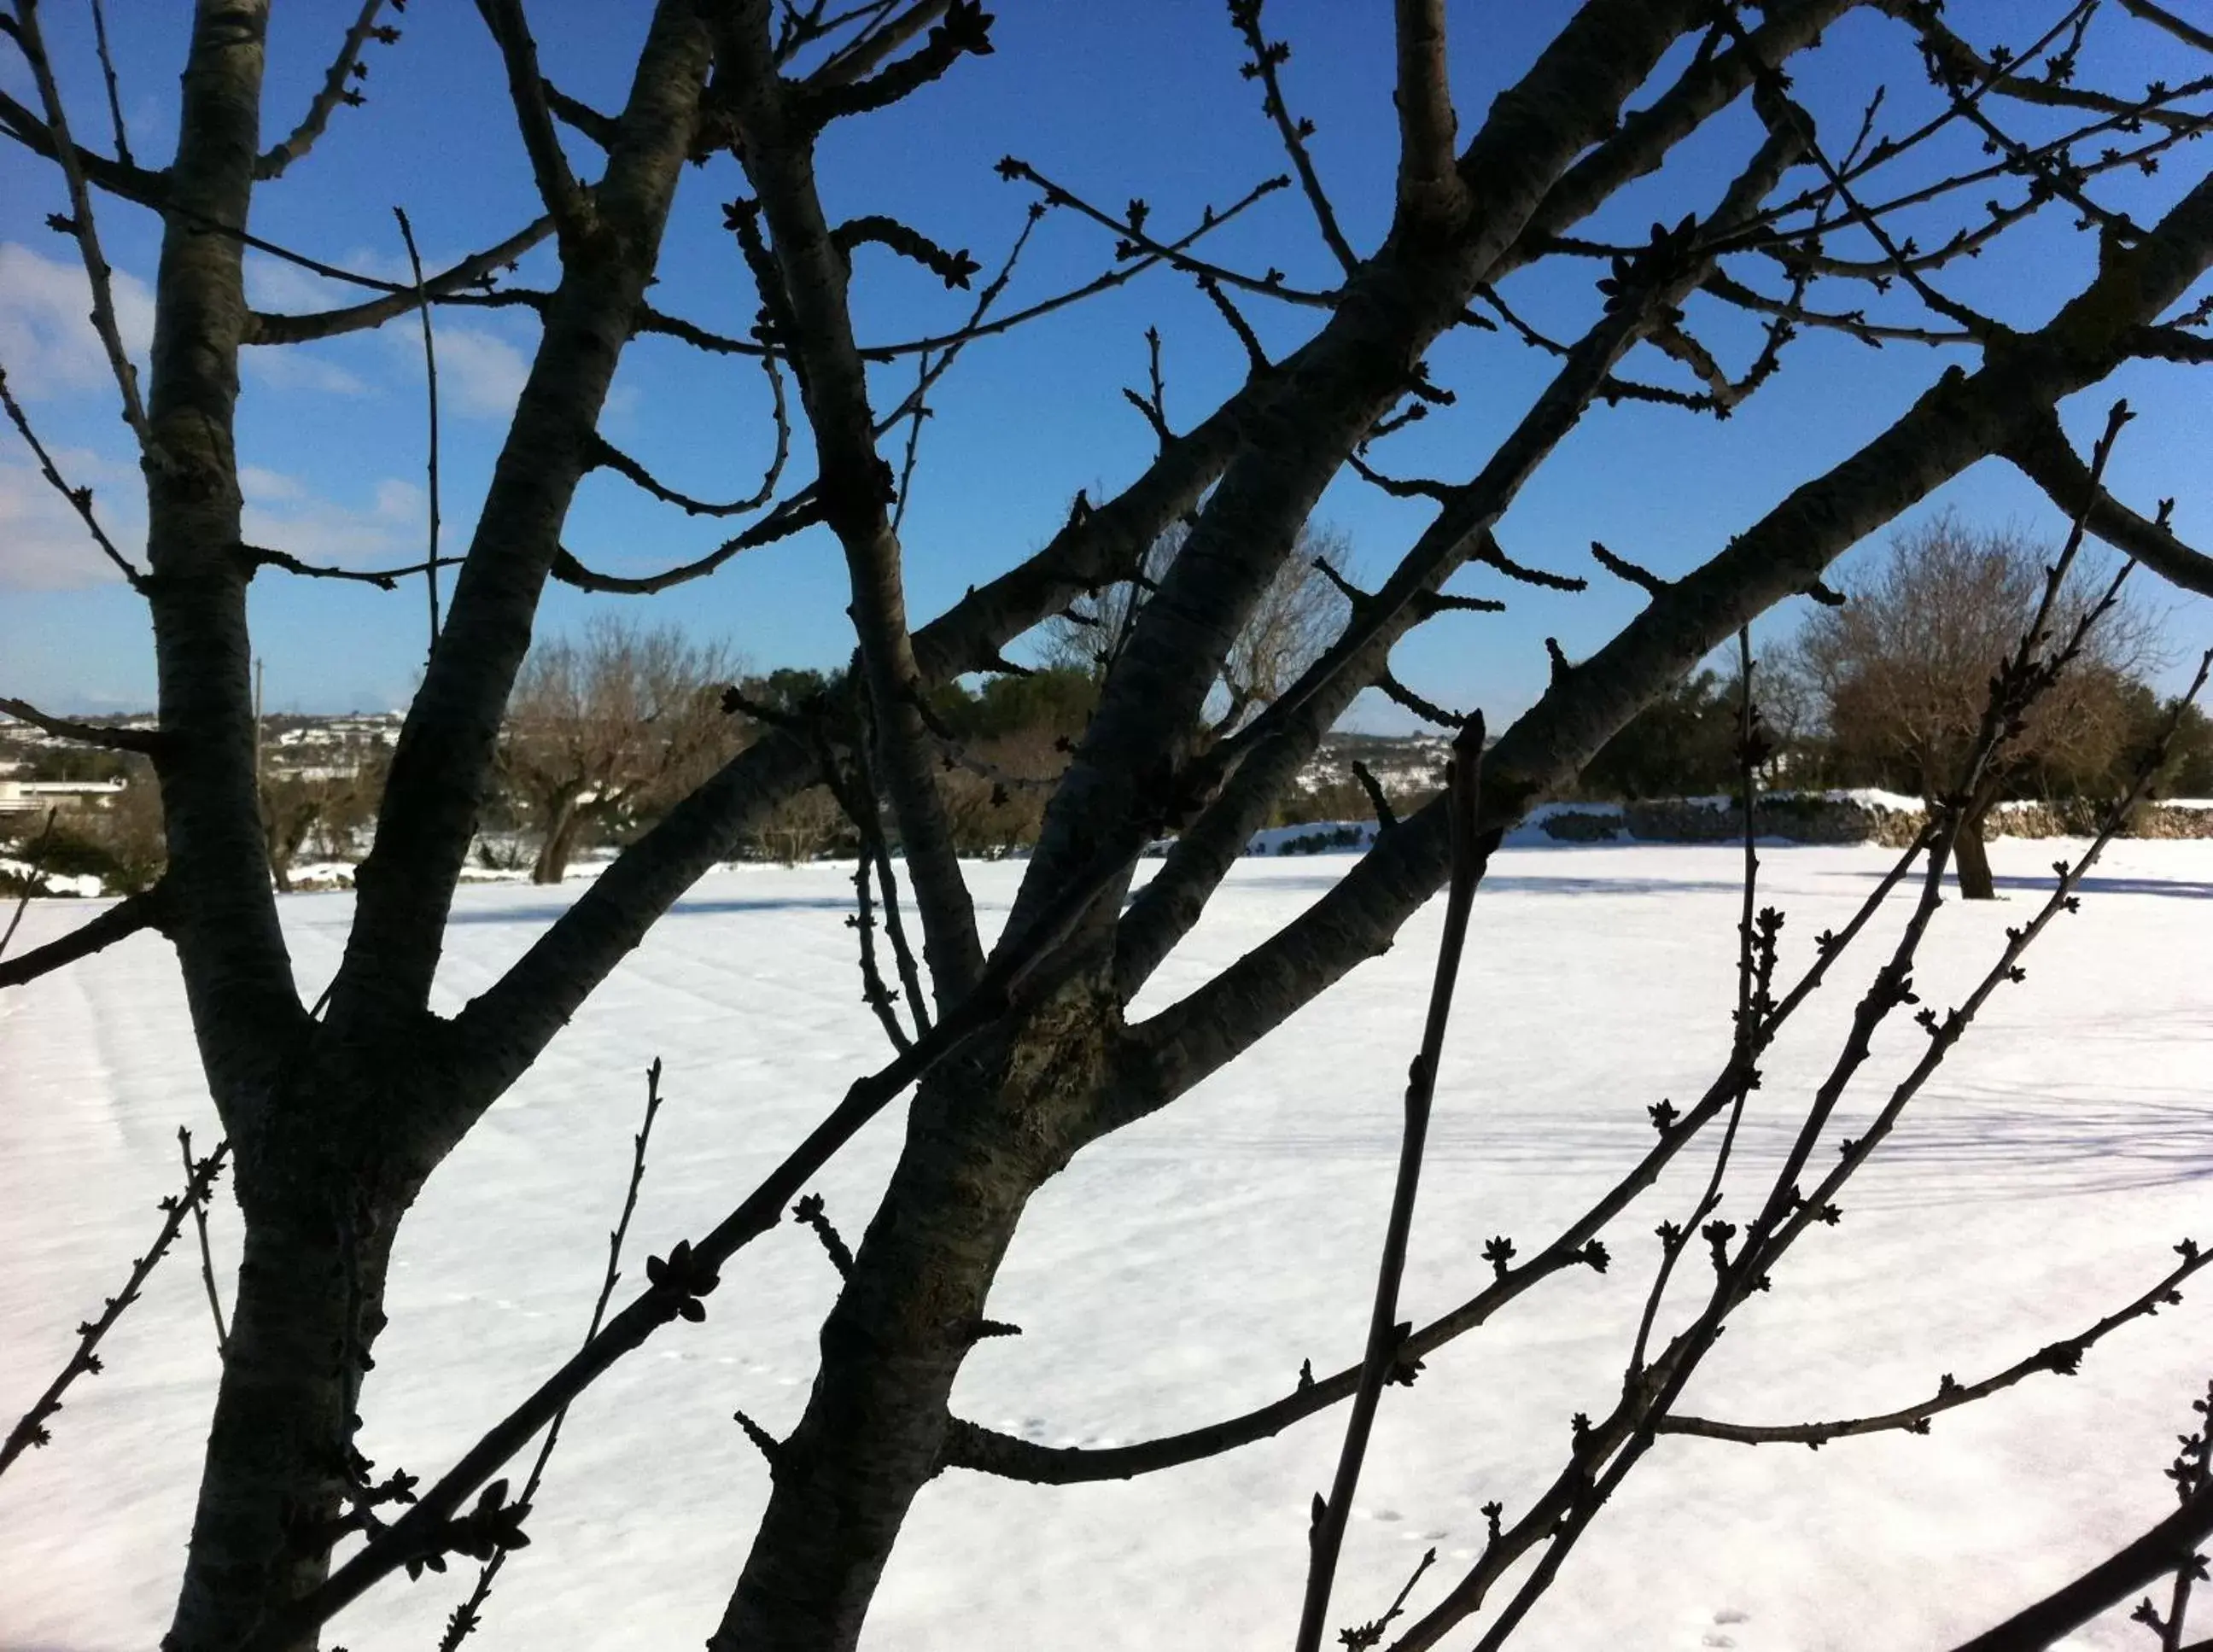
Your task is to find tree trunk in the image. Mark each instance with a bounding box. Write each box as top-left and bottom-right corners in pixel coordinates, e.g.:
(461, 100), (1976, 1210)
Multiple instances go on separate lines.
(709, 989), (1112, 1651)
(1956, 804), (1997, 901)
(533, 793), (583, 885)
(165, 1159), (406, 1652)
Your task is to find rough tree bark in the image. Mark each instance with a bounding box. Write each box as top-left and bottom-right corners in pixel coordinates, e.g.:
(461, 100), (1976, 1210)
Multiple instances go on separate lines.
(144, 3), (720, 1646)
(709, 2), (1720, 1641)
(1954, 807), (1999, 900)
(530, 785), (587, 886)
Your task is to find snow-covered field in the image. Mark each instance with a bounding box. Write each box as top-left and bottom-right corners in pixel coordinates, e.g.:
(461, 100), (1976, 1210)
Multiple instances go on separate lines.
(3, 842), (2211, 1652)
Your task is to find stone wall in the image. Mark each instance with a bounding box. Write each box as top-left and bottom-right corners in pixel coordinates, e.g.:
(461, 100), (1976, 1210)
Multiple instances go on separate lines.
(1533, 796), (2213, 845)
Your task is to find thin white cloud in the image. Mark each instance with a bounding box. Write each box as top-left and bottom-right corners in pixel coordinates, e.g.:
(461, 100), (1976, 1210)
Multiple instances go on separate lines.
(0, 444), (145, 590)
(429, 327), (531, 419)
(242, 247), (414, 316)
(1, 244), (368, 404)
(0, 242), (154, 398)
(239, 465), (307, 503)
(0, 452), (424, 591)
(373, 478), (426, 521)
(242, 476), (418, 571)
(243, 347), (371, 398)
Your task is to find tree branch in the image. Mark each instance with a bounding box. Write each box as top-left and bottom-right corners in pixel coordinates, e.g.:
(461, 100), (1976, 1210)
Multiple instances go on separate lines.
(1229, 0), (1360, 271)
(0, 1136), (228, 1477)
(331, 2), (715, 1032)
(543, 81), (622, 149)
(241, 544), (466, 590)
(1124, 163), (2213, 1113)
(2005, 411), (2213, 598)
(790, 0), (992, 128)
(0, 697), (161, 753)
(1391, 0), (1464, 229)
(1664, 1240), (2210, 1447)
(589, 352), (791, 517)
(1485, 0), (1858, 283)
(2119, 0), (2213, 55)
(0, 85), (167, 206)
(249, 827), (1150, 1649)
(550, 495), (825, 594)
(1949, 1482), (2213, 1652)
(476, 0), (593, 240)
(438, 1059), (669, 1648)
(447, 341), (1256, 1101)
(13, 0), (155, 454)
(800, 1), (943, 90)
(2133, 324), (2213, 365)
(0, 885), (169, 991)
(256, 0), (396, 180)
(246, 218), (554, 345)
(1298, 716), (1489, 1652)
(394, 207), (445, 650)
(721, 11), (986, 1004)
(996, 156), (1332, 308)
(0, 365), (143, 587)
(952, 824), (1939, 1490)
(1010, 0), (1710, 960)
(1106, 126), (1798, 1004)
(85, 0), (131, 168)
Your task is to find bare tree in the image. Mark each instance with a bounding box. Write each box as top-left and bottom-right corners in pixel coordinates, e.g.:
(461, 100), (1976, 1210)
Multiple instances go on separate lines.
(2, 3), (2213, 1650)
(1786, 511), (2158, 896)
(1049, 522), (1352, 730)
(498, 617), (740, 884)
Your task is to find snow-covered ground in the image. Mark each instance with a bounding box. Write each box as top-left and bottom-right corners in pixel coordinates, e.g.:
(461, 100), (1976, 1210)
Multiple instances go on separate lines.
(3, 841), (2211, 1651)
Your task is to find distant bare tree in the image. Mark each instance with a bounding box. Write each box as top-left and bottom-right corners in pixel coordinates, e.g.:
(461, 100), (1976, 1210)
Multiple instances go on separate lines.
(498, 619), (739, 883)
(260, 768), (383, 893)
(1786, 513), (2157, 896)
(1048, 522), (1350, 729)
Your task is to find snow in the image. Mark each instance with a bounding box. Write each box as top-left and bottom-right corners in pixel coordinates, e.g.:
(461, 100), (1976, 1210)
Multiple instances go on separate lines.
(0, 858), (103, 898)
(4, 842), (2212, 1651)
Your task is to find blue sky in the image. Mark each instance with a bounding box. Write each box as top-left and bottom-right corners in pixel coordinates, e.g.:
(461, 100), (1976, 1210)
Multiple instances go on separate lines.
(3, 1), (2208, 723)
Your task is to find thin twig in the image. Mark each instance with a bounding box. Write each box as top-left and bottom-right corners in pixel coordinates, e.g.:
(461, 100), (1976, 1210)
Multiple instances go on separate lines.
(1664, 1240), (2210, 1446)
(440, 1058), (669, 1649)
(1297, 713), (1488, 1652)
(1, 1140), (230, 1477)
(248, 217), (554, 345)
(1229, 0), (1358, 273)
(856, 733), (931, 1039)
(0, 806), (57, 958)
(2152, 1375), (2213, 1651)
(242, 544), (468, 591)
(845, 832), (914, 1053)
(996, 158), (1328, 307)
(0, 364), (143, 587)
(1627, 630), (1767, 1379)
(257, 0), (394, 180)
(86, 0), (131, 167)
(891, 202), (1046, 532)
(177, 1126), (228, 1360)
(394, 207), (443, 653)
(590, 353), (791, 517)
(12, 0), (154, 454)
